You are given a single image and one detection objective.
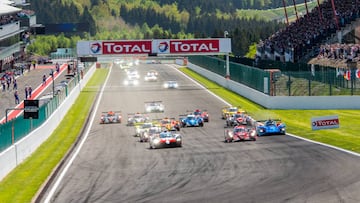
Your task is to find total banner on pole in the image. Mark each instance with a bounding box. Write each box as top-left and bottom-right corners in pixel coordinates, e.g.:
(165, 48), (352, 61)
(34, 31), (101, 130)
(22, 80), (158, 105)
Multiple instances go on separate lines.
(76, 38), (232, 56)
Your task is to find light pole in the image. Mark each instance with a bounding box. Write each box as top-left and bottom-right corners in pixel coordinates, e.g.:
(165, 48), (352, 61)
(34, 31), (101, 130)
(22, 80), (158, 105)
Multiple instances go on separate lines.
(224, 31), (230, 79)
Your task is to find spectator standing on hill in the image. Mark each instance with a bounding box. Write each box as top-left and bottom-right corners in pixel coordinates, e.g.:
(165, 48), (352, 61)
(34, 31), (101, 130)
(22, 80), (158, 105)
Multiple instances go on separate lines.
(42, 74), (46, 86)
(1, 80), (5, 92)
(25, 86), (28, 99)
(56, 62), (60, 73)
(13, 79), (17, 90)
(28, 86), (32, 98)
(14, 90), (19, 104)
(6, 77), (10, 91)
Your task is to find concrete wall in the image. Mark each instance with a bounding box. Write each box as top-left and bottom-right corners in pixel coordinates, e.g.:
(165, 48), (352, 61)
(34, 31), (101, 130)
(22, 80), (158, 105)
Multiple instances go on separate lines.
(188, 63), (360, 109)
(0, 64), (96, 181)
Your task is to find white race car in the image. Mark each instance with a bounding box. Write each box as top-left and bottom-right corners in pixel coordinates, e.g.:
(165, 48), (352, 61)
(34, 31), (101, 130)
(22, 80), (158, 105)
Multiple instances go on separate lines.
(145, 101), (165, 113)
(163, 80), (178, 88)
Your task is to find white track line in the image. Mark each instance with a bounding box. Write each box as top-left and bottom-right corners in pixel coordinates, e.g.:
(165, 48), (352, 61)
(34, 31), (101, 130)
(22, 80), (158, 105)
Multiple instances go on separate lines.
(171, 64), (360, 157)
(44, 66), (112, 202)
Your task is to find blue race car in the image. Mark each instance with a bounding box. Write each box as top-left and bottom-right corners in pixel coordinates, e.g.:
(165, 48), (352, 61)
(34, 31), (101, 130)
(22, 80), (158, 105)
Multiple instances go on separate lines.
(179, 114), (204, 127)
(256, 119), (286, 136)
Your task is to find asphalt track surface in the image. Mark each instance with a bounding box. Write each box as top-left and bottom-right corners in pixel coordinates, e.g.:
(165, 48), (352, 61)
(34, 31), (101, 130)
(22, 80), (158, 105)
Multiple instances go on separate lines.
(42, 63), (360, 203)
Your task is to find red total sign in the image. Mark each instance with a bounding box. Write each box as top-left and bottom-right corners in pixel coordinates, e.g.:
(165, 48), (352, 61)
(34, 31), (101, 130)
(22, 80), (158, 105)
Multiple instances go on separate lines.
(311, 115), (339, 130)
(170, 39), (220, 53)
(102, 41), (152, 54)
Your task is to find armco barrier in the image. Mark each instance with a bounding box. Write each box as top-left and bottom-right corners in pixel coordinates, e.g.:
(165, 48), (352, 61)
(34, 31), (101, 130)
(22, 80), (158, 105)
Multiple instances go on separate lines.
(187, 63), (360, 109)
(0, 63), (97, 181)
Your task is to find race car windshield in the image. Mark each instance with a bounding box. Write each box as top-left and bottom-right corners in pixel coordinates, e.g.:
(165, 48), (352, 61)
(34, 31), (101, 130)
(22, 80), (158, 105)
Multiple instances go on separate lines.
(234, 128), (245, 133)
(187, 116), (195, 120)
(143, 124), (152, 128)
(229, 108), (238, 112)
(194, 111), (201, 115)
(160, 133), (172, 138)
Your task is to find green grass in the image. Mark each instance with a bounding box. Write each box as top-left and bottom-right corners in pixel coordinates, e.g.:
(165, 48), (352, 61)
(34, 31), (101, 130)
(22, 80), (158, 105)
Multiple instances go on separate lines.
(180, 68), (360, 152)
(0, 68), (109, 203)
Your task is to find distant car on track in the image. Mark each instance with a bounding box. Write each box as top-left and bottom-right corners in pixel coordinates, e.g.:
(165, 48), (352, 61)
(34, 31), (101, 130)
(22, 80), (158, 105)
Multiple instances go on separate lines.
(221, 106), (246, 119)
(100, 111), (122, 124)
(140, 125), (162, 142)
(145, 101), (165, 113)
(127, 113), (150, 126)
(179, 114), (204, 127)
(163, 80), (178, 89)
(158, 117), (180, 131)
(193, 109), (209, 122)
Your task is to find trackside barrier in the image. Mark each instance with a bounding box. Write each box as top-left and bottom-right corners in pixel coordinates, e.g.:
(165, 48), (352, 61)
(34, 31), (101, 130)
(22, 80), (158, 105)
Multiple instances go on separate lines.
(0, 63), (97, 181)
(187, 63), (360, 109)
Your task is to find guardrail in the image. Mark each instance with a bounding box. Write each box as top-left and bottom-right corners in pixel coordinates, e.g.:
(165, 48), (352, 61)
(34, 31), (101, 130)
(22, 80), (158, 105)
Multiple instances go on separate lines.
(0, 63), (96, 181)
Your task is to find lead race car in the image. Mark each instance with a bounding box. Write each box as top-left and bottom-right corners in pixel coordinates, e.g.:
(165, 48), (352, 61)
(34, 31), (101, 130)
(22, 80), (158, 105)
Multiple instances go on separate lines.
(149, 131), (182, 149)
(100, 111), (122, 124)
(224, 125), (257, 142)
(256, 119), (286, 136)
(145, 101), (165, 113)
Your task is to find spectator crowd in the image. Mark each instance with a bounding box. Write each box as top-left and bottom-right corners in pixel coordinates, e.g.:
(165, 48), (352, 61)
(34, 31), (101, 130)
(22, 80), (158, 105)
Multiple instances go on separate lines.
(257, 0), (360, 63)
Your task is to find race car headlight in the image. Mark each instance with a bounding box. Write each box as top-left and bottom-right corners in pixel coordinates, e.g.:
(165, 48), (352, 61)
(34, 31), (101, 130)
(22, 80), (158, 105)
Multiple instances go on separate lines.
(259, 129), (264, 132)
(153, 139), (160, 144)
(124, 80), (129, 85)
(281, 128), (285, 131)
(164, 84), (168, 88)
(251, 131), (256, 137)
(228, 132), (233, 137)
(174, 84), (178, 88)
(146, 107), (152, 112)
(176, 137), (181, 141)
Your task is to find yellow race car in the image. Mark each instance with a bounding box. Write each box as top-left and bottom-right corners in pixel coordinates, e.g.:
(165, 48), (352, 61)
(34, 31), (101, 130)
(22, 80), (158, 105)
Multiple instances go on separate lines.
(221, 106), (246, 119)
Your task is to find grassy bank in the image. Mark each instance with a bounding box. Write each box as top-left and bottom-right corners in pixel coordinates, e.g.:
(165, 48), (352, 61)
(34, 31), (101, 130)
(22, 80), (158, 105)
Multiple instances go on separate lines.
(0, 68), (109, 203)
(180, 68), (360, 153)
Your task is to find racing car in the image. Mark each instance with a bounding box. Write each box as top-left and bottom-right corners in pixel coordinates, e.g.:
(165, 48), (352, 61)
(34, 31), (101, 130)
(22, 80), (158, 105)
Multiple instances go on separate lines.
(123, 78), (139, 86)
(221, 106), (246, 119)
(225, 112), (253, 127)
(149, 131), (182, 149)
(134, 122), (158, 137)
(256, 119), (286, 136)
(163, 80), (178, 89)
(193, 109), (209, 122)
(179, 114), (204, 127)
(100, 111), (122, 124)
(158, 117), (180, 131)
(144, 70), (158, 81)
(127, 113), (150, 126)
(140, 125), (162, 142)
(145, 101), (165, 113)
(224, 125), (257, 142)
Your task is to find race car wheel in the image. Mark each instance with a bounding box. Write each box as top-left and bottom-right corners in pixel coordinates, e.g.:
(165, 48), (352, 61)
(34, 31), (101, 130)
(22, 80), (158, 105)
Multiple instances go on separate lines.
(199, 122), (204, 127)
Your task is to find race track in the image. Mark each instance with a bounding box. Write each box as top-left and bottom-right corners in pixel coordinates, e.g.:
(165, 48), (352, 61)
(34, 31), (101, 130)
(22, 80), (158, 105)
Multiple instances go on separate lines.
(42, 62), (360, 203)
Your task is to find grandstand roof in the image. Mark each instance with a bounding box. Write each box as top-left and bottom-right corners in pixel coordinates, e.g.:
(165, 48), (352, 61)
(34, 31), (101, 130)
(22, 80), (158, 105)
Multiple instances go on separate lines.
(0, 3), (21, 15)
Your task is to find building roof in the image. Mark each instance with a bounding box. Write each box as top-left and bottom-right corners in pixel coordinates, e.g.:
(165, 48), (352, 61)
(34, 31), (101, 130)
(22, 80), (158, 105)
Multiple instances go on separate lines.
(0, 3), (21, 15)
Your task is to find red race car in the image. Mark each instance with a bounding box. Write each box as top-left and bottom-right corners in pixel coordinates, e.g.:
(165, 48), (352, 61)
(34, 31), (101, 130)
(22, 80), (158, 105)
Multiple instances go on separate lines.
(224, 125), (257, 142)
(193, 109), (209, 122)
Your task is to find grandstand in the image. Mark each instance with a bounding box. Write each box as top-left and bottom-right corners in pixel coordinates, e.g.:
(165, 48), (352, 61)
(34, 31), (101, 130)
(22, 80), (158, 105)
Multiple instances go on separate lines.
(256, 0), (360, 66)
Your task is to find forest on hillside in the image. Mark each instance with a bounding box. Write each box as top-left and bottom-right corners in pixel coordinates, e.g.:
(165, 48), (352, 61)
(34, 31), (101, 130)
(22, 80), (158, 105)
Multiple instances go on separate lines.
(29, 0), (313, 56)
